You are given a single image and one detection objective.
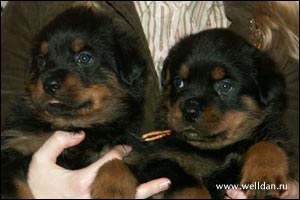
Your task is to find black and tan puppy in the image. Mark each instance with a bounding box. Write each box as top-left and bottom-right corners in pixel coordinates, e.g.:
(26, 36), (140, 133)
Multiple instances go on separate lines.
(127, 29), (292, 199)
(1, 5), (149, 199)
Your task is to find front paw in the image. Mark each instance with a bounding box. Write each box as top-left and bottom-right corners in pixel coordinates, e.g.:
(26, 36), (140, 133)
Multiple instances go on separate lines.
(91, 159), (138, 198)
(240, 142), (288, 198)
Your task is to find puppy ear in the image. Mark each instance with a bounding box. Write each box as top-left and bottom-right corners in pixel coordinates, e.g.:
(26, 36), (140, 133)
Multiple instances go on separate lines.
(114, 31), (146, 86)
(161, 43), (182, 88)
(161, 55), (172, 88)
(256, 55), (285, 106)
(25, 47), (38, 83)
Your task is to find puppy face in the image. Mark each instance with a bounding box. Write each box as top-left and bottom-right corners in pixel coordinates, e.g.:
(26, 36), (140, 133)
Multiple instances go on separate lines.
(161, 29), (285, 149)
(25, 7), (146, 128)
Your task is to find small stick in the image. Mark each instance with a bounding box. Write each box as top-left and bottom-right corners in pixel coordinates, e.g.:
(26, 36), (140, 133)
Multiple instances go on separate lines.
(142, 130), (171, 141)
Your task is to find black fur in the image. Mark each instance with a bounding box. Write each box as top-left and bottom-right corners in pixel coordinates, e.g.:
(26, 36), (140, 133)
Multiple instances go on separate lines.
(130, 29), (292, 199)
(1, 7), (147, 198)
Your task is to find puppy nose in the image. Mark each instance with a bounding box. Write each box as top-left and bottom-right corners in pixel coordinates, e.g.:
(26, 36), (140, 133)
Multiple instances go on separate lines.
(182, 99), (201, 122)
(43, 78), (61, 95)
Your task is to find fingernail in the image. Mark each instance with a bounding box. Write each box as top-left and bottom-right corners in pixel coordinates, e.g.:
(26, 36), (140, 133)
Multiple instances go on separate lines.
(227, 190), (237, 198)
(159, 181), (171, 191)
(231, 190), (238, 198)
(72, 131), (84, 138)
(122, 145), (132, 154)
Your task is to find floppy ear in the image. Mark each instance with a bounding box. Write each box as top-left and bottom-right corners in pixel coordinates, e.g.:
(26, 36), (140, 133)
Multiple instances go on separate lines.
(25, 47), (39, 83)
(114, 31), (146, 86)
(161, 51), (175, 88)
(161, 43), (183, 88)
(256, 54), (285, 106)
(161, 59), (170, 88)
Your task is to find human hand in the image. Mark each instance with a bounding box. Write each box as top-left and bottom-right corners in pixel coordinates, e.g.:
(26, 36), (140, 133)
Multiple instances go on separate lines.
(225, 180), (299, 199)
(28, 131), (171, 199)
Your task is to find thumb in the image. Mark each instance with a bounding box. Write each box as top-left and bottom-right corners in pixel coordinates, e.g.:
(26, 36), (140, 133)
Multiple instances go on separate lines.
(34, 131), (85, 164)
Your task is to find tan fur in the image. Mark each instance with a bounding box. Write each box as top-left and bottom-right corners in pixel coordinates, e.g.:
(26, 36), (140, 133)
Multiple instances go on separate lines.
(241, 141), (288, 198)
(71, 38), (85, 53)
(63, 73), (81, 89)
(2, 130), (51, 155)
(30, 78), (45, 106)
(211, 67), (225, 80)
(251, 1), (299, 60)
(29, 72), (128, 129)
(241, 96), (261, 111)
(166, 95), (266, 149)
(167, 100), (182, 130)
(201, 105), (222, 124)
(180, 65), (189, 79)
(14, 178), (34, 199)
(40, 41), (49, 55)
(91, 159), (138, 198)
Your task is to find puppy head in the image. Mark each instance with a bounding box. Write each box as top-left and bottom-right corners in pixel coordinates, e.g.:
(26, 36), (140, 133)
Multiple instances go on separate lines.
(161, 29), (285, 149)
(25, 7), (146, 128)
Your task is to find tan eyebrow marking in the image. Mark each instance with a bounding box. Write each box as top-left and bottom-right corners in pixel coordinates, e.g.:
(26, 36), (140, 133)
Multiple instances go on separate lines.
(212, 67), (225, 80)
(180, 64), (189, 79)
(71, 38), (85, 53)
(41, 41), (49, 55)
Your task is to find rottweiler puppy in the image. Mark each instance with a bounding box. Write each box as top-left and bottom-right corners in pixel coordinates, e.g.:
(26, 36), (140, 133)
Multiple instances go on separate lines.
(126, 28), (292, 199)
(1, 6), (149, 199)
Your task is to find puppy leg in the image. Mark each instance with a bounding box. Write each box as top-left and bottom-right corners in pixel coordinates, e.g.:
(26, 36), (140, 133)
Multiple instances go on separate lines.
(1, 152), (34, 199)
(169, 185), (211, 199)
(14, 178), (34, 199)
(91, 159), (138, 198)
(240, 141), (288, 198)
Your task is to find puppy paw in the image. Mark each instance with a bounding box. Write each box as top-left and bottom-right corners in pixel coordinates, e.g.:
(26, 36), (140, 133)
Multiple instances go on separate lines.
(240, 142), (288, 198)
(91, 159), (138, 198)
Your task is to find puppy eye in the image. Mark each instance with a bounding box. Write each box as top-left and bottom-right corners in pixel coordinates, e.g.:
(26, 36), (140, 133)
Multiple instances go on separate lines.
(76, 52), (93, 65)
(36, 55), (46, 69)
(217, 80), (233, 93)
(174, 77), (184, 88)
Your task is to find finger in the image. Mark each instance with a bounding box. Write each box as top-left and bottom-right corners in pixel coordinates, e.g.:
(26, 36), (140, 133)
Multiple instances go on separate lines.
(85, 145), (132, 173)
(226, 189), (247, 199)
(34, 131), (85, 164)
(135, 178), (171, 199)
(280, 180), (299, 199)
